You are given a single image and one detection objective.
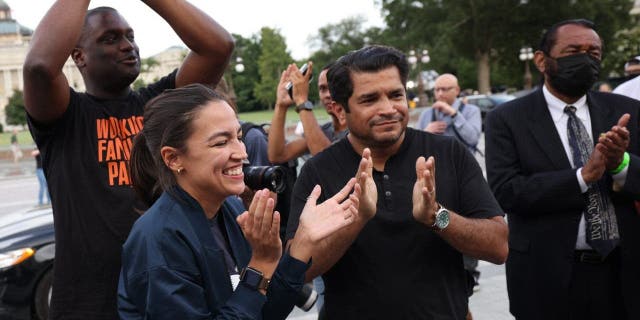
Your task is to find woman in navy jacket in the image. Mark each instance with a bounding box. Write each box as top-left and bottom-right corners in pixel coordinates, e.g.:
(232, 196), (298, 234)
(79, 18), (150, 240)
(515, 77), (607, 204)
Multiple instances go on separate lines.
(118, 84), (360, 319)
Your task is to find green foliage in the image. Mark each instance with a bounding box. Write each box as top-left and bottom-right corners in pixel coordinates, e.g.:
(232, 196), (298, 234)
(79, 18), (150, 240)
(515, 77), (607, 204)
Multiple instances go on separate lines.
(141, 57), (159, 73)
(605, 20), (640, 77)
(132, 79), (146, 90)
(231, 33), (264, 112)
(5, 89), (27, 126)
(253, 27), (292, 109)
(306, 16), (388, 101)
(378, 0), (635, 92)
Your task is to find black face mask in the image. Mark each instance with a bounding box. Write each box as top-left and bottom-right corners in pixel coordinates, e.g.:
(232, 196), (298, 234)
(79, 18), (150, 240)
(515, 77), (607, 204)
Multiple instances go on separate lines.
(546, 53), (600, 98)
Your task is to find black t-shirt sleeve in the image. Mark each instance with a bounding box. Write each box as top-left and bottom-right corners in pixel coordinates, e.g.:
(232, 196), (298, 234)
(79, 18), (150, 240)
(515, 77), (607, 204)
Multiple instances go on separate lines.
(452, 138), (503, 219)
(136, 69), (178, 102)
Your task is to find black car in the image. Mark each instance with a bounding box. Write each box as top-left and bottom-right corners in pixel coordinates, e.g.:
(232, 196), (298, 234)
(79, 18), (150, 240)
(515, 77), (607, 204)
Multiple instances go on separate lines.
(0, 206), (54, 320)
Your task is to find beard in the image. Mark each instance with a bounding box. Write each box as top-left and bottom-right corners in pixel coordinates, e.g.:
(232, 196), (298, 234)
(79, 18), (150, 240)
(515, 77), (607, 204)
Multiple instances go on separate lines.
(347, 114), (407, 148)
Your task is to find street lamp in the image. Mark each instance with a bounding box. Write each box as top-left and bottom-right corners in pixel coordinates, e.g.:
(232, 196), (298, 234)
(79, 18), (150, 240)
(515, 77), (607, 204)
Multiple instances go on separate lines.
(408, 49), (430, 107)
(226, 56), (244, 106)
(519, 46), (534, 90)
(234, 57), (245, 73)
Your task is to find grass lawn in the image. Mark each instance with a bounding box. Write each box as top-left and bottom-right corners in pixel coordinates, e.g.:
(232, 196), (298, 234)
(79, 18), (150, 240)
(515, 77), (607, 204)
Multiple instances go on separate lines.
(237, 108), (331, 124)
(0, 130), (34, 148)
(0, 108), (331, 147)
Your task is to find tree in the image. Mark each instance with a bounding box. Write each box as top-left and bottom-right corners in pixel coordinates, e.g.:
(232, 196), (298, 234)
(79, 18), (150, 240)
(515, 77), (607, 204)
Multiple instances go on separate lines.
(253, 27), (292, 110)
(5, 89), (26, 126)
(132, 79), (147, 90)
(229, 33), (264, 112)
(141, 57), (159, 73)
(378, 0), (635, 93)
(306, 17), (387, 102)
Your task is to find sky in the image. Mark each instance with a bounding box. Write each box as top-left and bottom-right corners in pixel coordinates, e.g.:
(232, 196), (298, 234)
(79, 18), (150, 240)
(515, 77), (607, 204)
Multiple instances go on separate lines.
(5, 0), (385, 60)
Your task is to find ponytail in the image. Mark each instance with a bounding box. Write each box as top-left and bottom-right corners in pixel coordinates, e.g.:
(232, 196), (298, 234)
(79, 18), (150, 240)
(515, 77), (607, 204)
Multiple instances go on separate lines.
(130, 132), (162, 208)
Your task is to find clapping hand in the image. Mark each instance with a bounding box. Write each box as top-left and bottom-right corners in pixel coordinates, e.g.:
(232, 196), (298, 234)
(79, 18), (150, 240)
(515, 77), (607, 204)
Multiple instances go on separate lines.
(355, 148), (377, 220)
(236, 189), (282, 276)
(596, 113), (630, 171)
(289, 178), (360, 262)
(412, 156), (438, 226)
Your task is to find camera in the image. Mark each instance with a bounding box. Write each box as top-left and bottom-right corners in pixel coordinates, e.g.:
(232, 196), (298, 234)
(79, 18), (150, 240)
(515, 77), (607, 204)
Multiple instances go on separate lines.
(243, 165), (286, 194)
(285, 63), (313, 99)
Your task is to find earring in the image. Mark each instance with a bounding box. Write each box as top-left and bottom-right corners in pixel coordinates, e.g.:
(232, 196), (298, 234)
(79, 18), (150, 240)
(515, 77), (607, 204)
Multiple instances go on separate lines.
(177, 168), (183, 174)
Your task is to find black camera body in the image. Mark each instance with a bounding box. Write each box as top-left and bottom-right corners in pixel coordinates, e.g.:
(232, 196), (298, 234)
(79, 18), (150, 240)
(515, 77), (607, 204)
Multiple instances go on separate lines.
(286, 63), (313, 99)
(243, 165), (286, 194)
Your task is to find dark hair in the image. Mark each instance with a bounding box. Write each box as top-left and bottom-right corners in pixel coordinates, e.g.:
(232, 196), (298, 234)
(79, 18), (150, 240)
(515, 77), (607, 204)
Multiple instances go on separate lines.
(327, 45), (409, 113)
(321, 61), (336, 72)
(130, 84), (226, 207)
(538, 19), (597, 55)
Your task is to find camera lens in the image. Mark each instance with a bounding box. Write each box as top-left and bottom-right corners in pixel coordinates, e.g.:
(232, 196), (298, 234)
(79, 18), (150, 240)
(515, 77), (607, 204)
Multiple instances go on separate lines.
(295, 283), (318, 312)
(242, 166), (286, 193)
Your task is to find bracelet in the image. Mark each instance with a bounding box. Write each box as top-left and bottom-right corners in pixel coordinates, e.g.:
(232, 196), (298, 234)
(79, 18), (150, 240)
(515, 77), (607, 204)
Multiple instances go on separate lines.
(610, 152), (630, 175)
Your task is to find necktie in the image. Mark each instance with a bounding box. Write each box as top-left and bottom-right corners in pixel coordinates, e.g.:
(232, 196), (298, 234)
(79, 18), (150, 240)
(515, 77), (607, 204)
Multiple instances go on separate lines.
(565, 105), (619, 257)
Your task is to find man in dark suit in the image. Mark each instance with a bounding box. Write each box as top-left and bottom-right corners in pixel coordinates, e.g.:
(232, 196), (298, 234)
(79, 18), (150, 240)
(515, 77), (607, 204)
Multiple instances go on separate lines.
(485, 19), (640, 320)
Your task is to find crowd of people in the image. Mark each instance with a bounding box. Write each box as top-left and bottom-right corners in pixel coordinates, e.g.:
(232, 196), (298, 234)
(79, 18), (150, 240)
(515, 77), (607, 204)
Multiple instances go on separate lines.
(20, 1), (639, 319)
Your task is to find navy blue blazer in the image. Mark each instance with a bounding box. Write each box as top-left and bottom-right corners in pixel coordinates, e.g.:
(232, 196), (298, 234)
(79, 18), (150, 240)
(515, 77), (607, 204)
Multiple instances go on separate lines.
(485, 89), (640, 320)
(118, 187), (308, 319)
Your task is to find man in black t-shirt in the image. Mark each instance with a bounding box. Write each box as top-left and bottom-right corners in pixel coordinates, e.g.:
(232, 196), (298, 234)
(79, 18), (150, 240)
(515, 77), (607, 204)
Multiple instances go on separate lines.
(23, 2), (233, 319)
(285, 45), (508, 319)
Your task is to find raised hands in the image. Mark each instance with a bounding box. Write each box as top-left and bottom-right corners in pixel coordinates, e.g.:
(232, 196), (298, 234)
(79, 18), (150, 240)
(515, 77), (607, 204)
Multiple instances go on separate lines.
(356, 148), (378, 220)
(236, 189), (282, 277)
(289, 179), (360, 262)
(596, 113), (631, 171)
(412, 156), (438, 225)
(276, 68), (295, 109)
(275, 62), (314, 108)
(289, 62), (313, 105)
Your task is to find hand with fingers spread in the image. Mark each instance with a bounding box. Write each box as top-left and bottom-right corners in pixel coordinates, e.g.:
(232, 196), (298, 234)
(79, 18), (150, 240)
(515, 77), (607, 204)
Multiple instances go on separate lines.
(596, 113), (631, 171)
(289, 61), (314, 105)
(275, 68), (295, 109)
(236, 189), (282, 277)
(356, 148), (378, 220)
(412, 156), (439, 226)
(289, 178), (361, 262)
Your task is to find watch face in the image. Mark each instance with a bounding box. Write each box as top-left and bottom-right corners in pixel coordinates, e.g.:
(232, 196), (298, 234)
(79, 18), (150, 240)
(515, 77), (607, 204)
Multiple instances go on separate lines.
(435, 209), (450, 230)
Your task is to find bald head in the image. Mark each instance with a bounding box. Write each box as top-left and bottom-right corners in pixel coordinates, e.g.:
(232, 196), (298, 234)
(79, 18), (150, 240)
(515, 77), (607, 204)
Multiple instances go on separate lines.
(434, 73), (460, 105)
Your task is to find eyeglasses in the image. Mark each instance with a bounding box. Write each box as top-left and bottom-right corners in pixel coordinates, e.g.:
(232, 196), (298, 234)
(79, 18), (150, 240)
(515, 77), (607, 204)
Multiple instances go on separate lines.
(434, 86), (455, 93)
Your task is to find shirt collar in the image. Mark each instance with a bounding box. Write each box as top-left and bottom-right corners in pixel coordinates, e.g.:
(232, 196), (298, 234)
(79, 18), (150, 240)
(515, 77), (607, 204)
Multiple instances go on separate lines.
(542, 84), (587, 123)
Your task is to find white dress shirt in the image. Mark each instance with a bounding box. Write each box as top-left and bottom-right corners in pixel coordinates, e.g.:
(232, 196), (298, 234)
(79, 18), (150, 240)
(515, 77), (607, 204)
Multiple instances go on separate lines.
(542, 85), (628, 249)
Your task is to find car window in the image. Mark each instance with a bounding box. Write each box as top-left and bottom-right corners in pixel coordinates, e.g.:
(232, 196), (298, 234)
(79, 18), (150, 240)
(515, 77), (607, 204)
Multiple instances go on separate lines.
(471, 98), (494, 109)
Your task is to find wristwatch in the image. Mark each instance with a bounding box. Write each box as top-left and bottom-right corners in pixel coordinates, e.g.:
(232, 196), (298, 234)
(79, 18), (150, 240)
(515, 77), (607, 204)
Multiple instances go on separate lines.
(295, 101), (314, 113)
(239, 266), (271, 291)
(432, 203), (450, 231)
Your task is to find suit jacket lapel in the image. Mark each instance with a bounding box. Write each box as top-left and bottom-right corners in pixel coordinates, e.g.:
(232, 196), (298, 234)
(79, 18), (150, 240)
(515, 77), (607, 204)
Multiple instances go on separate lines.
(527, 90), (572, 169)
(586, 92), (613, 141)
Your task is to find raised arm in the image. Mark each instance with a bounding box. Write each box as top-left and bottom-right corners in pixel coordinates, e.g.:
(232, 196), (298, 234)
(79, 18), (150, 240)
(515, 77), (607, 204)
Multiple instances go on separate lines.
(289, 62), (332, 155)
(268, 67), (309, 164)
(23, 0), (90, 124)
(143, 0), (234, 88)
